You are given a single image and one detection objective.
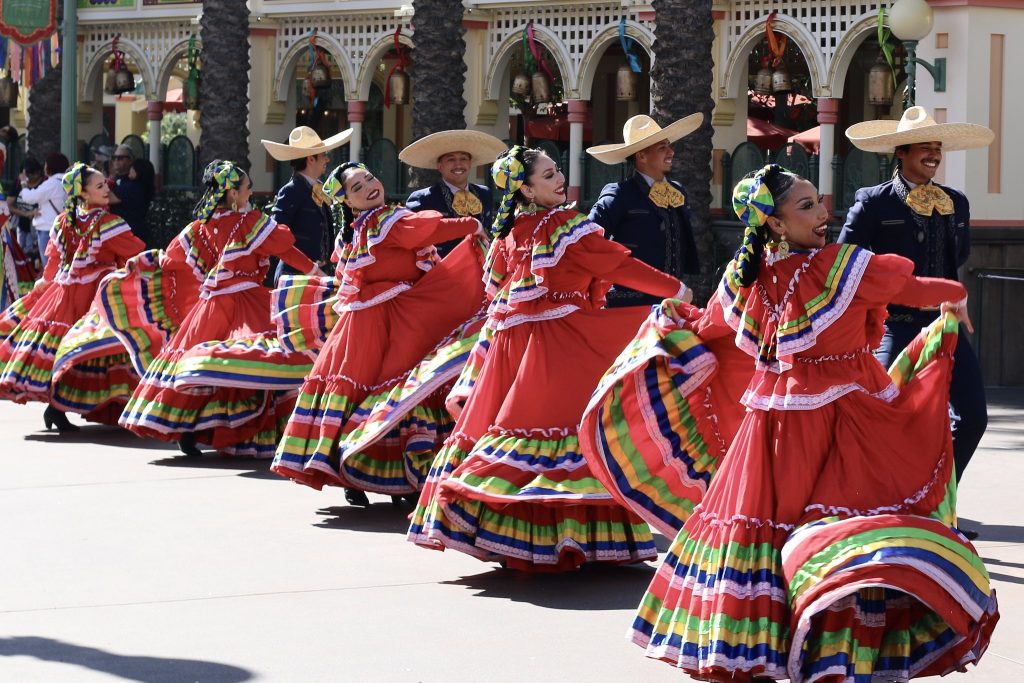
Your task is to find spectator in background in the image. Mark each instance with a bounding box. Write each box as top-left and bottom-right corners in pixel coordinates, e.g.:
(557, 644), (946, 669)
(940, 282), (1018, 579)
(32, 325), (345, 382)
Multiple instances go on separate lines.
(91, 144), (115, 177)
(107, 144), (148, 242)
(8, 157), (44, 259)
(0, 125), (17, 177)
(14, 153), (68, 267)
(128, 158), (156, 244)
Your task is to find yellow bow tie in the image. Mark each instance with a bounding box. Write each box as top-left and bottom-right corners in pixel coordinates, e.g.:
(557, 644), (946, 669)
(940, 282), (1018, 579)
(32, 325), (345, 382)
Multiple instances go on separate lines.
(648, 181), (685, 209)
(452, 190), (483, 217)
(905, 184), (954, 217)
(311, 183), (332, 208)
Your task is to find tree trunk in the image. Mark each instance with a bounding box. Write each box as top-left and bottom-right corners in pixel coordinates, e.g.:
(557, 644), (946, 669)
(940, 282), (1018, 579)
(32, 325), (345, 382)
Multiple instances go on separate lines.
(651, 0), (716, 300)
(198, 0), (250, 171)
(407, 0), (468, 190)
(27, 63), (62, 162)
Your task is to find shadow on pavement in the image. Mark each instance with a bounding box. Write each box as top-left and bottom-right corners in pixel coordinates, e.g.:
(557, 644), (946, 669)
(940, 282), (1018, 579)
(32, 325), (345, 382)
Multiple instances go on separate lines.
(443, 563), (656, 610)
(0, 636), (252, 682)
(960, 517), (1024, 544)
(148, 456), (272, 473)
(24, 426), (161, 450)
(313, 504), (413, 534)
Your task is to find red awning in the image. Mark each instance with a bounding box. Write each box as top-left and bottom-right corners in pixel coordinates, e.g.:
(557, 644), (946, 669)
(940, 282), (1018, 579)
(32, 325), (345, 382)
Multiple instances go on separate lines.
(788, 125), (820, 154)
(747, 117), (798, 152)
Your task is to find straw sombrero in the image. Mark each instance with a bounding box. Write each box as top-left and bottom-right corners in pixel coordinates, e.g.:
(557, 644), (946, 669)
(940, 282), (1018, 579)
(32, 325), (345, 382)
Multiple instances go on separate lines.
(587, 113), (703, 165)
(846, 106), (993, 153)
(261, 126), (353, 161)
(399, 130), (508, 169)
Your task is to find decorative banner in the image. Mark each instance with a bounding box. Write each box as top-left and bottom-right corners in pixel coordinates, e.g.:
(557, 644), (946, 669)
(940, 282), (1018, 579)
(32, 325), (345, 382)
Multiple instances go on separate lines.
(0, 0), (57, 45)
(78, 1), (134, 9)
(618, 18), (641, 74)
(764, 10), (788, 67)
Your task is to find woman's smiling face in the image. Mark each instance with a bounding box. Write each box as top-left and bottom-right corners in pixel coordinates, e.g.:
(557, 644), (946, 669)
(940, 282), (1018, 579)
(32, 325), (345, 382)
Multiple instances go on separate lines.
(767, 178), (829, 250)
(343, 169), (385, 211)
(520, 153), (566, 209)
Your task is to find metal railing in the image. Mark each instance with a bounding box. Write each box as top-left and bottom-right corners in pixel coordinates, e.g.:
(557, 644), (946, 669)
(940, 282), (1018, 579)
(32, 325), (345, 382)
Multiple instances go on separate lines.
(970, 267), (1024, 366)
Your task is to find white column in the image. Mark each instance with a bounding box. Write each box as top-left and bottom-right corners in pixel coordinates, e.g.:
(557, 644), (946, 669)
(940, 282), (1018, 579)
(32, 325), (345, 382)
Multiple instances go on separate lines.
(816, 98), (839, 211)
(348, 100), (365, 162)
(567, 99), (586, 204)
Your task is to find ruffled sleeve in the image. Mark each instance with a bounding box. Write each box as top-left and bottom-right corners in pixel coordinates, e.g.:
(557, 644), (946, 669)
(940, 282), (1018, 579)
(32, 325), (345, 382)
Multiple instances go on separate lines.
(858, 253), (966, 308)
(385, 210), (478, 250)
(259, 220), (316, 274)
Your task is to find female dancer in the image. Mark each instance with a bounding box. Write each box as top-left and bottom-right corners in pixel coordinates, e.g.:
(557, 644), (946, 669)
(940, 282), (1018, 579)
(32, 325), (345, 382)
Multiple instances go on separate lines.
(0, 191), (36, 309)
(271, 162), (487, 506)
(0, 163), (145, 431)
(120, 160), (322, 457)
(409, 146), (690, 572)
(580, 164), (997, 680)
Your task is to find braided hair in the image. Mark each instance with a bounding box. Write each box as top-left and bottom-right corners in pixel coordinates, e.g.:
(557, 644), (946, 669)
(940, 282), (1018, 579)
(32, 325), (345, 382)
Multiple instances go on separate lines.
(729, 164), (800, 288)
(193, 160), (247, 222)
(490, 146), (544, 238)
(323, 162), (368, 245)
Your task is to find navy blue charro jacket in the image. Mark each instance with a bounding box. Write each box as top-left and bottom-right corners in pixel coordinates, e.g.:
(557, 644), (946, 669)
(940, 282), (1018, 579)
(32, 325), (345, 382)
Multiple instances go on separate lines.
(406, 182), (493, 256)
(588, 173), (699, 307)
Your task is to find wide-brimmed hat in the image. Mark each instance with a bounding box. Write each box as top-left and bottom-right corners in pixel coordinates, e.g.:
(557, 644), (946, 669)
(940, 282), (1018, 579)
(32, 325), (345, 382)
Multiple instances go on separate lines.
(399, 130), (508, 169)
(846, 106), (993, 153)
(587, 113), (703, 165)
(261, 126), (353, 161)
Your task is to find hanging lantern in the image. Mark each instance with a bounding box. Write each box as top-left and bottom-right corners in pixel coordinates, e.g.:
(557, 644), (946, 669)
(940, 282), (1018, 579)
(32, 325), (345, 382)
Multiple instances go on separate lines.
(113, 66), (135, 94)
(105, 36), (135, 95)
(616, 63), (638, 101)
(867, 54), (895, 106)
(531, 71), (551, 104)
(310, 61), (331, 89)
(389, 67), (410, 105)
(511, 71), (531, 99)
(0, 74), (18, 108)
(754, 66), (773, 95)
(771, 65), (791, 93)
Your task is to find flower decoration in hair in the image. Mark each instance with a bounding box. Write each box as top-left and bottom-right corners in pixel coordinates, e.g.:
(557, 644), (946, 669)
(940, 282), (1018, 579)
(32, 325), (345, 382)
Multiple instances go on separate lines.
(732, 164), (780, 229)
(323, 162), (368, 203)
(195, 160), (244, 222)
(61, 162), (90, 213)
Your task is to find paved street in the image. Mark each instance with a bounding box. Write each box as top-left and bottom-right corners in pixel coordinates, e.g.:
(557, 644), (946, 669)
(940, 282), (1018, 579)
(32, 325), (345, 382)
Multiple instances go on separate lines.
(0, 389), (1021, 682)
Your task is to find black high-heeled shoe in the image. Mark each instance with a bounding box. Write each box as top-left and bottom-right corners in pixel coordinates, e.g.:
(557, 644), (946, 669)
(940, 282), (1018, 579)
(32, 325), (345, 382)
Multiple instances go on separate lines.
(345, 488), (371, 507)
(177, 432), (203, 458)
(43, 406), (79, 433)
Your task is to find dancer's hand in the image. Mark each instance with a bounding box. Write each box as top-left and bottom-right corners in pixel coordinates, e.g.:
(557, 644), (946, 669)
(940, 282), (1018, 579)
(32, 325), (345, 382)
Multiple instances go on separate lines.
(941, 298), (974, 334)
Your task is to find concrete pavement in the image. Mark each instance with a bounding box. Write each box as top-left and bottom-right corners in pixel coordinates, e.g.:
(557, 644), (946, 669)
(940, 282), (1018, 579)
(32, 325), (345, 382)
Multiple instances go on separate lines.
(0, 389), (1021, 682)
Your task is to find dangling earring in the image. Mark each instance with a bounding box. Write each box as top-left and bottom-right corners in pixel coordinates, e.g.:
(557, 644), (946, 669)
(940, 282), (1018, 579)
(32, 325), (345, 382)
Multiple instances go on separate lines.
(522, 195), (538, 214)
(777, 235), (790, 258)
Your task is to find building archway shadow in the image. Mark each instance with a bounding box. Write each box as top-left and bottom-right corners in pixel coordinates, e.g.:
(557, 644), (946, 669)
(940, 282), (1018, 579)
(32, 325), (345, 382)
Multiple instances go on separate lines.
(442, 562), (656, 610)
(0, 636), (252, 682)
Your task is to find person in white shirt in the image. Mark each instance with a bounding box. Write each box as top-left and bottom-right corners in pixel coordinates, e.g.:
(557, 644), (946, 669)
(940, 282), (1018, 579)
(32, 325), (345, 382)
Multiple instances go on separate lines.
(16, 153), (70, 267)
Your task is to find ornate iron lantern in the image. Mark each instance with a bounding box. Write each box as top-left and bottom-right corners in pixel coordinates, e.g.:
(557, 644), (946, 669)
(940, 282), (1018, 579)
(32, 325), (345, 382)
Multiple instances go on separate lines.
(0, 74), (18, 108)
(868, 54), (895, 106)
(616, 63), (638, 101)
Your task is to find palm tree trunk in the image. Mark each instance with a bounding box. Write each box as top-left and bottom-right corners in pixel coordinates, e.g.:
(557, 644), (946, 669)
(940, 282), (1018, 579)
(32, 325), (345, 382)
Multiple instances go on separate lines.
(407, 0), (468, 190)
(651, 0), (716, 299)
(27, 64), (62, 162)
(198, 0), (250, 170)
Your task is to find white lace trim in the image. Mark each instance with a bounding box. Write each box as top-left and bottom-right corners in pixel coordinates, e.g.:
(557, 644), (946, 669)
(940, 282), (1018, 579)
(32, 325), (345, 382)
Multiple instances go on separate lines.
(494, 303), (579, 330)
(742, 380), (899, 411)
(334, 282), (411, 311)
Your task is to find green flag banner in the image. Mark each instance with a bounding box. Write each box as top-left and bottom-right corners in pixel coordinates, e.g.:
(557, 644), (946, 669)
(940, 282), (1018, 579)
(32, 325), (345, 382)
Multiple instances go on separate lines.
(0, 0), (57, 45)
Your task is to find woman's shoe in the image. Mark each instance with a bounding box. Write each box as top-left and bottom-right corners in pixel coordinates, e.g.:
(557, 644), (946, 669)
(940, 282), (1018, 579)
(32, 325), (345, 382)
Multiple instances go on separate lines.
(43, 406), (80, 433)
(345, 488), (371, 507)
(177, 433), (203, 458)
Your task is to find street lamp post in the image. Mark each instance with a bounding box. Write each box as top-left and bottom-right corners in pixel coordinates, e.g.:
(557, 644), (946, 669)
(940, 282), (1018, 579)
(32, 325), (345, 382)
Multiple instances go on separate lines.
(888, 0), (946, 108)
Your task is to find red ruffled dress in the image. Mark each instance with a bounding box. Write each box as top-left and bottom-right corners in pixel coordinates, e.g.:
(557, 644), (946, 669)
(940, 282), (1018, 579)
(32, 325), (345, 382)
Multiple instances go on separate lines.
(409, 208), (684, 572)
(1, 211), (37, 309)
(119, 210), (316, 457)
(0, 207), (144, 422)
(582, 244), (998, 681)
(271, 206), (486, 493)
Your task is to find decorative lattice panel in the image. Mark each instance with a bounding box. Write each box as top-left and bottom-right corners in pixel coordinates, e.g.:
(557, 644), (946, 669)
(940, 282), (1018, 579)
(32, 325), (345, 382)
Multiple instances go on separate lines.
(274, 12), (410, 79)
(726, 1), (883, 61)
(486, 2), (651, 90)
(80, 20), (197, 98)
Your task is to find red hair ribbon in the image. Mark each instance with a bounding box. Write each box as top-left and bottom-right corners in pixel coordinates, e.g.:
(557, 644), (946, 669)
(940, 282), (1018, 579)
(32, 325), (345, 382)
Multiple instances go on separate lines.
(384, 25), (410, 108)
(765, 11), (788, 68)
